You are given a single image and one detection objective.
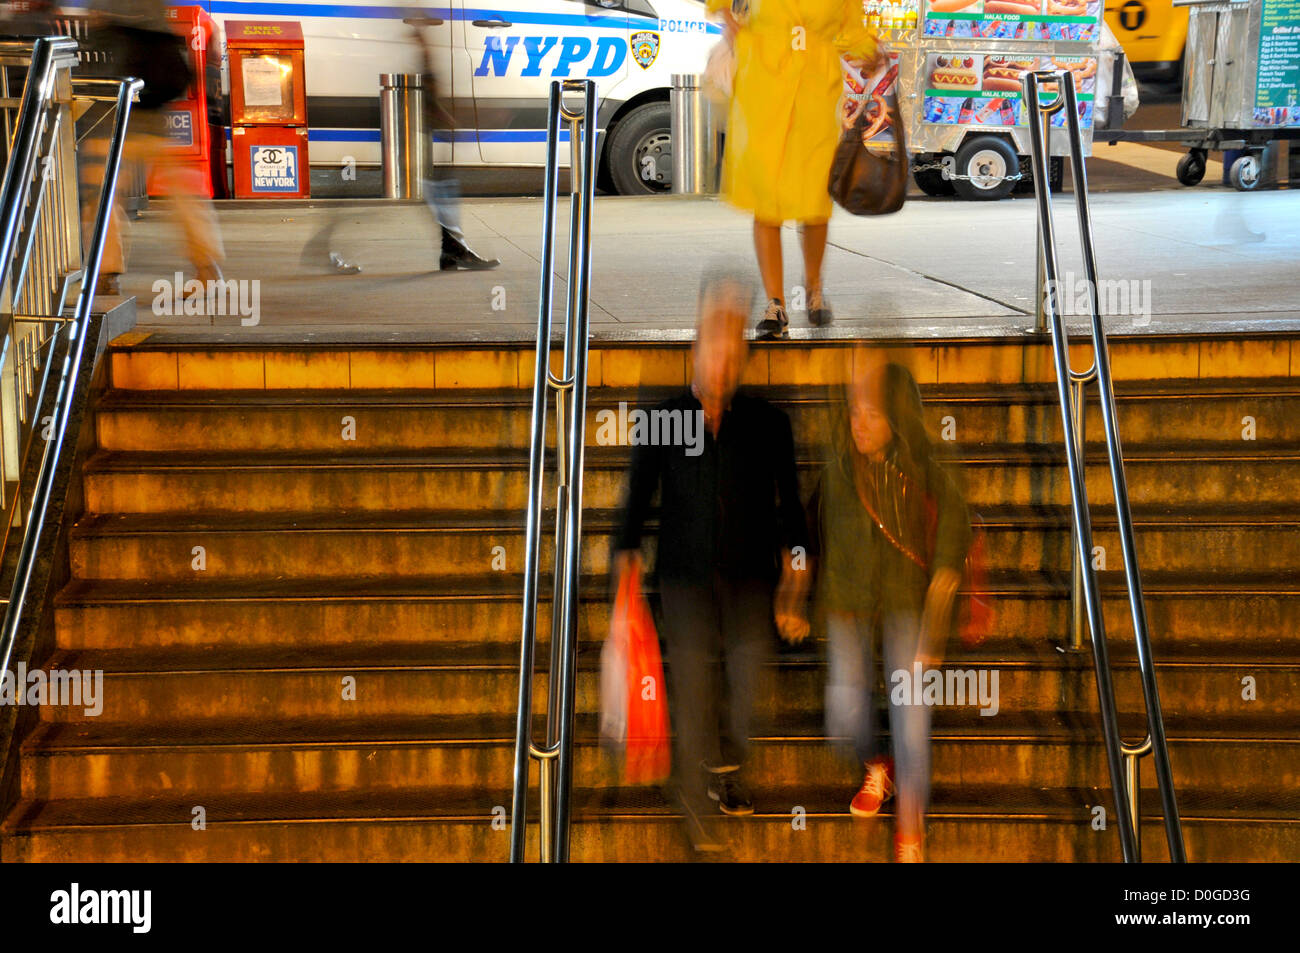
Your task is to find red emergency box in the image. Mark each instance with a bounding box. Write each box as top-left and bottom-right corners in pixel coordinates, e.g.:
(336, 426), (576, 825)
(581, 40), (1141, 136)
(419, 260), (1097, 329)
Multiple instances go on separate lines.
(150, 5), (227, 199)
(226, 20), (309, 199)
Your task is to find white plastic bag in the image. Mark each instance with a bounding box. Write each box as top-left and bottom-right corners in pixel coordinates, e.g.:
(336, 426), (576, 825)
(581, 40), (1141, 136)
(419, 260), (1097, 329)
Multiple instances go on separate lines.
(703, 37), (736, 107)
(599, 611), (628, 746)
(1095, 22), (1140, 127)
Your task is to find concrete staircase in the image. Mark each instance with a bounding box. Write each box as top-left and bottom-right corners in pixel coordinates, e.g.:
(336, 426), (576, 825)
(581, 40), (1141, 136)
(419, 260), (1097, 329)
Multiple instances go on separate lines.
(2, 334), (1297, 861)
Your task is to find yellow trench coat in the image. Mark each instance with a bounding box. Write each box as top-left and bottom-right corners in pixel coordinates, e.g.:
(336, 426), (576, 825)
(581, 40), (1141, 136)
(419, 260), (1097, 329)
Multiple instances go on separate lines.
(707, 0), (878, 223)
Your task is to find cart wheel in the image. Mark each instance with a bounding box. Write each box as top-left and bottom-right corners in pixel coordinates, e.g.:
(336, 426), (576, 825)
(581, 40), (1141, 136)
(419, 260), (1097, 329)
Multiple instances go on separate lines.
(952, 136), (1020, 201)
(1175, 150), (1207, 187)
(913, 159), (956, 198)
(1229, 154), (1262, 191)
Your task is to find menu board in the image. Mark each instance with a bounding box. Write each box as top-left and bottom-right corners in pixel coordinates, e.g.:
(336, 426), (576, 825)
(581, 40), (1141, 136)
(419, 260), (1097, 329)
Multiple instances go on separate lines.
(1255, 0), (1300, 126)
(920, 52), (1097, 127)
(922, 0), (1103, 42)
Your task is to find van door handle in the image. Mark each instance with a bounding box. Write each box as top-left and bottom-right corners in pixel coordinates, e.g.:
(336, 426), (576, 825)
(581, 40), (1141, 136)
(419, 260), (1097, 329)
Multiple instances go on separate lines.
(472, 18), (513, 27)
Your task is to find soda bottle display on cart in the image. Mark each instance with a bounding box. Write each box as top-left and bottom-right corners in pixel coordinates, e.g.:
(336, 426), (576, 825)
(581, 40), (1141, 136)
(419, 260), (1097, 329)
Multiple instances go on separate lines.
(842, 0), (1104, 200)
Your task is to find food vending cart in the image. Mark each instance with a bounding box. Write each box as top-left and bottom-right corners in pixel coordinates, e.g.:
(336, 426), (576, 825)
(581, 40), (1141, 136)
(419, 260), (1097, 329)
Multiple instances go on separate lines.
(845, 0), (1107, 199)
(1092, 0), (1300, 190)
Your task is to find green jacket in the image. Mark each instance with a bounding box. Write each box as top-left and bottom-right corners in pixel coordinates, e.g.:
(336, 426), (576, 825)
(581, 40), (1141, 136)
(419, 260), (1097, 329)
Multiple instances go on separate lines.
(814, 444), (971, 621)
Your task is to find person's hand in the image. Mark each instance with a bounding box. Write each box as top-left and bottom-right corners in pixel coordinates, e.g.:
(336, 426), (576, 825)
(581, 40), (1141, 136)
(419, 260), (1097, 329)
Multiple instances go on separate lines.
(775, 548), (812, 645)
(776, 609), (810, 645)
(720, 8), (741, 42)
(918, 567), (962, 667)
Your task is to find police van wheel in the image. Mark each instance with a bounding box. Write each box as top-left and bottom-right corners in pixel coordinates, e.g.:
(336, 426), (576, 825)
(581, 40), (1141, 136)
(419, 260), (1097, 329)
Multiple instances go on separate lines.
(608, 102), (673, 195)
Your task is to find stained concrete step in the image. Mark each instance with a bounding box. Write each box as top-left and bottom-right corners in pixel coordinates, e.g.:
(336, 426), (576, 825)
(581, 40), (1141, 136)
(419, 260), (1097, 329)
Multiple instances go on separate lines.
(28, 642), (1299, 729)
(79, 445), (1300, 515)
(92, 382), (1300, 452)
(8, 785), (1295, 862)
(18, 713), (1297, 805)
(65, 506), (1300, 582)
(52, 572), (1300, 654)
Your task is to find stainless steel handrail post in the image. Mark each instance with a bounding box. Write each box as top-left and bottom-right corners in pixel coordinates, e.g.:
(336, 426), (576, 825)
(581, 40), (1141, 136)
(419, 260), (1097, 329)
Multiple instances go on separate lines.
(510, 79), (597, 864)
(1024, 69), (1185, 863)
(1068, 374), (1087, 652)
(0, 75), (140, 687)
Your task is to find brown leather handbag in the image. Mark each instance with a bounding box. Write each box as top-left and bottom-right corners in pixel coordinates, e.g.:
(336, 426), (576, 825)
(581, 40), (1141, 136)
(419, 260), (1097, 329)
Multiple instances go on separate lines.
(828, 96), (909, 216)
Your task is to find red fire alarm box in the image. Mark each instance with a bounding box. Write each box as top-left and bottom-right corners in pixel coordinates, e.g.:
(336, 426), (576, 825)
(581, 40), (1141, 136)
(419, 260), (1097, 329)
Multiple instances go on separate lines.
(227, 19), (309, 198)
(149, 5), (227, 199)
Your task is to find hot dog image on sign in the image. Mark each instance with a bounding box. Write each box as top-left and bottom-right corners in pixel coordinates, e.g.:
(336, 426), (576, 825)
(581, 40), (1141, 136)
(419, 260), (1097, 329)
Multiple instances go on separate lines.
(630, 31), (660, 70)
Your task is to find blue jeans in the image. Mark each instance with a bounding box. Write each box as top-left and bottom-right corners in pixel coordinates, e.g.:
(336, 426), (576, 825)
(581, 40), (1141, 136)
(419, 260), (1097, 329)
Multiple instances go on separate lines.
(422, 153), (464, 242)
(825, 610), (932, 837)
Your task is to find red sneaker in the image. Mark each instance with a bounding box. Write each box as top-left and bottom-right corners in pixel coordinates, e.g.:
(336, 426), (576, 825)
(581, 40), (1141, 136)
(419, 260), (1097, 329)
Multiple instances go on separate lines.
(849, 759), (894, 818)
(894, 833), (925, 863)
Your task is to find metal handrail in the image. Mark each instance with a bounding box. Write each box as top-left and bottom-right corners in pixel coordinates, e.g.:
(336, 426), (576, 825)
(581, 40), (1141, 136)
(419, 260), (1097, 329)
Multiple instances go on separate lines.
(1022, 69), (1185, 864)
(0, 37), (142, 710)
(510, 78), (598, 864)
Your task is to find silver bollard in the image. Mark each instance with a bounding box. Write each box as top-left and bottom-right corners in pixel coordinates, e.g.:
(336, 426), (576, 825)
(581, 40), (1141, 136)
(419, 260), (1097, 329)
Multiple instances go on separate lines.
(380, 73), (425, 199)
(671, 73), (721, 195)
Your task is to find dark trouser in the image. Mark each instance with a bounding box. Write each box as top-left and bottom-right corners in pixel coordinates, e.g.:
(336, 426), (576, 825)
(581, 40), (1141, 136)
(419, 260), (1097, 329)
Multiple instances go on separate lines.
(658, 574), (774, 809)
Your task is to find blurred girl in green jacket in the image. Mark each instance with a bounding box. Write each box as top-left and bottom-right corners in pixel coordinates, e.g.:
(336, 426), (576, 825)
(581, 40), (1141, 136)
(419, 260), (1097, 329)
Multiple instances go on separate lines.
(813, 359), (971, 862)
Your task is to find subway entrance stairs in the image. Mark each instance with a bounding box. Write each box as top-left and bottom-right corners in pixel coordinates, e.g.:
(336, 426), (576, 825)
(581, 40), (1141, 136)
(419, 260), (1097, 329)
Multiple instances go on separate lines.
(2, 332), (1297, 862)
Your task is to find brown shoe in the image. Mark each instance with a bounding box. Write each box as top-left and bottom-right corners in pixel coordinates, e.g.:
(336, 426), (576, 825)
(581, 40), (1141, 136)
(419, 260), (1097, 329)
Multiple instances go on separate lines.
(95, 272), (121, 296)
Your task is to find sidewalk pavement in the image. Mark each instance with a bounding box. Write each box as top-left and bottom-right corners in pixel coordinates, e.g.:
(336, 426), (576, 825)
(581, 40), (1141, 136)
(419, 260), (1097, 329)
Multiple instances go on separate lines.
(119, 188), (1300, 343)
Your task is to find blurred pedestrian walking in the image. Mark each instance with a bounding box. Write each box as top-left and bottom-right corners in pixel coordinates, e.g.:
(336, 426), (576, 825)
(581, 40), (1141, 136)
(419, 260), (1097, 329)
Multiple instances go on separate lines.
(808, 358), (971, 862)
(409, 17), (498, 271)
(707, 0), (880, 337)
(82, 0), (225, 295)
(613, 273), (808, 851)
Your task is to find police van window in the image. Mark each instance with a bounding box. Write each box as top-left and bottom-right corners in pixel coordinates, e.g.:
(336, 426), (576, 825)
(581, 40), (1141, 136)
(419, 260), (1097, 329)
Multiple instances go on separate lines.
(585, 0), (659, 15)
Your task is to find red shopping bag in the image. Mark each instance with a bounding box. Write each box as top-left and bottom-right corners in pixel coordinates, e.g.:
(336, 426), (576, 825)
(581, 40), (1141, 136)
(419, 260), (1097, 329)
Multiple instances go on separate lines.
(609, 567), (671, 784)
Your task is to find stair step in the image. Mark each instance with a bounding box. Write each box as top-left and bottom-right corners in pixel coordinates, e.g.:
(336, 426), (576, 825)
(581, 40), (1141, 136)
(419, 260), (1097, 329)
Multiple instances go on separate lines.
(17, 715), (1297, 806)
(80, 446), (1300, 514)
(66, 506), (1300, 581)
(93, 382), (1300, 452)
(52, 573), (1300, 652)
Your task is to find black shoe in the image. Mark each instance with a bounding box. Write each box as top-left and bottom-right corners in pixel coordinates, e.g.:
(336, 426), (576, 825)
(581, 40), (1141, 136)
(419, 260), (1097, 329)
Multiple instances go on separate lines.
(440, 227), (500, 271)
(707, 770), (754, 816)
(755, 299), (788, 339)
(808, 289), (833, 327)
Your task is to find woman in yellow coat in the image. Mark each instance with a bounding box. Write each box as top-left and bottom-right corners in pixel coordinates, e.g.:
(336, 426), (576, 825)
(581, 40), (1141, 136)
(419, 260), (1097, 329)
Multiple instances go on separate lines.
(709, 0), (880, 336)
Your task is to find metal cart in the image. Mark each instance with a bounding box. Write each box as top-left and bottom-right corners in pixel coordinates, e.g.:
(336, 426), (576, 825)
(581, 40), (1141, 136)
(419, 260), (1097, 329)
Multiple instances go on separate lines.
(848, 3), (1107, 201)
(1095, 0), (1300, 191)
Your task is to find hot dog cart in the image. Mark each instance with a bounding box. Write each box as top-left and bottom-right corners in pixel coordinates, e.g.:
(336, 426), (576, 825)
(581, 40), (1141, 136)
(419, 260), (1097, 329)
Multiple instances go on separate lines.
(845, 0), (1107, 199)
(1095, 0), (1300, 191)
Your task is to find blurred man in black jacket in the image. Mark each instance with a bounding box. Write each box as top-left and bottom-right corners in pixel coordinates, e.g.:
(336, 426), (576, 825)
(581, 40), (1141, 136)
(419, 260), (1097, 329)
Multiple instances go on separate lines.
(614, 274), (808, 850)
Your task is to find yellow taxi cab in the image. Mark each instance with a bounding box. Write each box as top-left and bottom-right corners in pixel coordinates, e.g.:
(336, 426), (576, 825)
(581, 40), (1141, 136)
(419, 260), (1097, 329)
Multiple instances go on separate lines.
(1105, 0), (1189, 80)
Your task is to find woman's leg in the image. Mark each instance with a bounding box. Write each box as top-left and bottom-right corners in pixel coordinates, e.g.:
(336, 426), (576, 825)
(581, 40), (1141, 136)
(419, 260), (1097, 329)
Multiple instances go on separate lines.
(752, 219), (785, 305)
(825, 612), (875, 764)
(798, 221), (828, 300)
(883, 611), (932, 842)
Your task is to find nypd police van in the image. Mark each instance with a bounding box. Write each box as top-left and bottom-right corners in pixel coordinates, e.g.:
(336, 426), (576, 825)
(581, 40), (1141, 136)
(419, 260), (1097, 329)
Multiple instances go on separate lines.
(150, 1), (721, 194)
